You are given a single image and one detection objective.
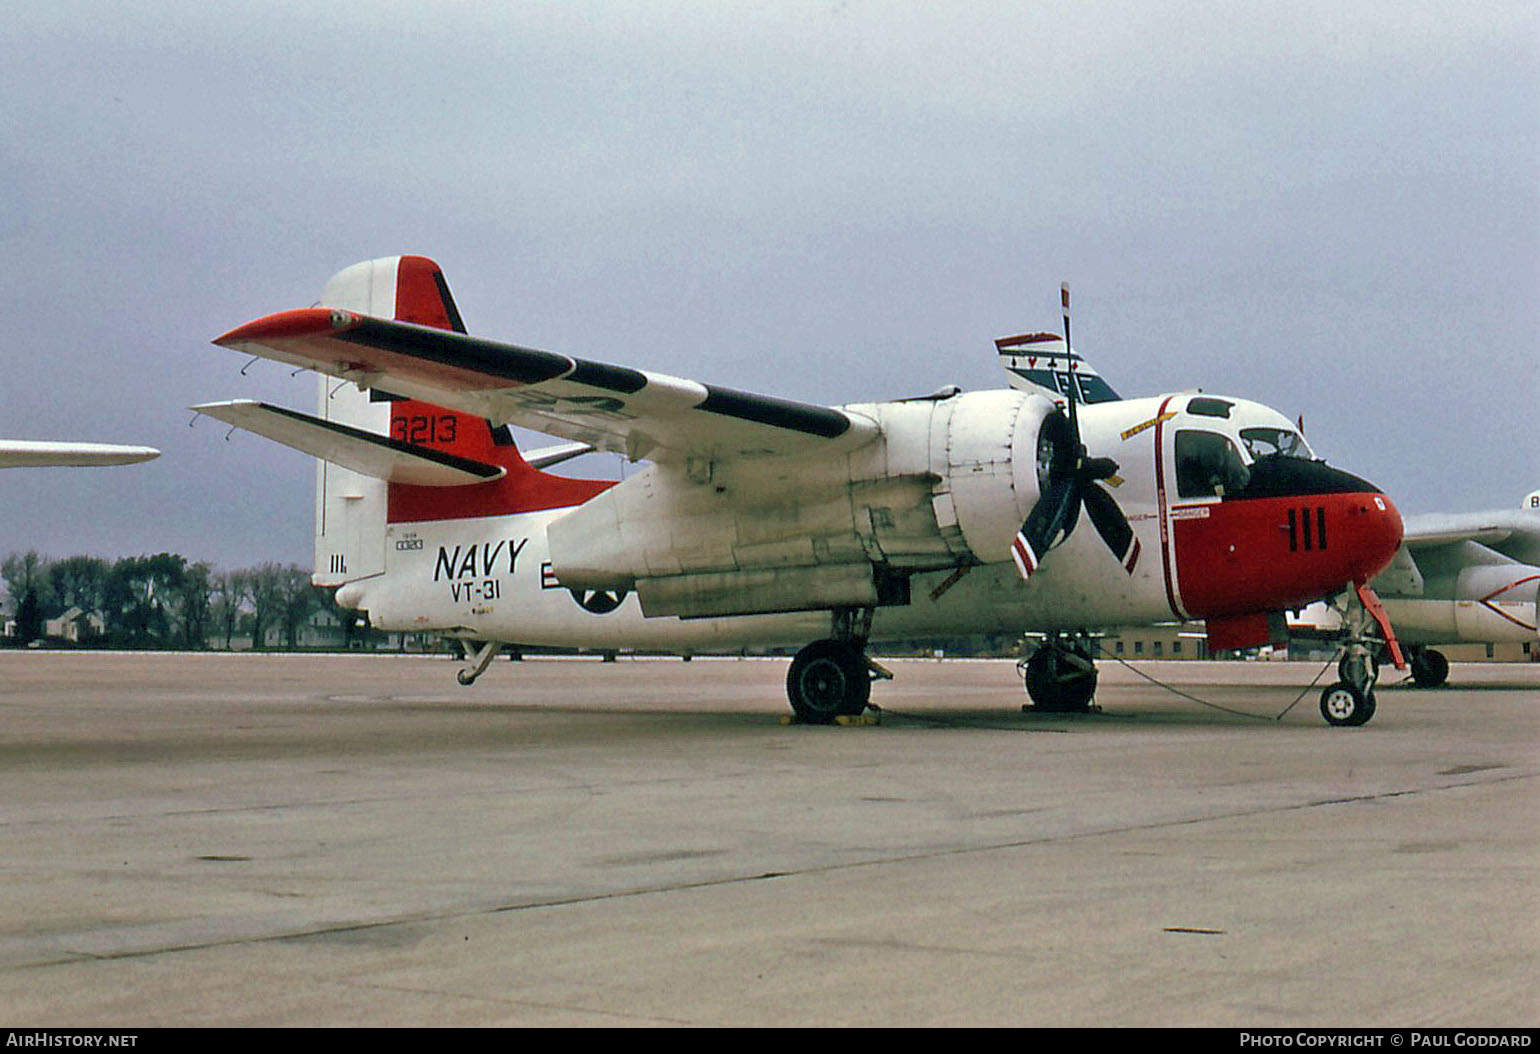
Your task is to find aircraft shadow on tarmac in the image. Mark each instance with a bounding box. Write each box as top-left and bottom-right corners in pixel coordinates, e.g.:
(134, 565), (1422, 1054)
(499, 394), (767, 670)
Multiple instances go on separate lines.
(338, 694), (1338, 731)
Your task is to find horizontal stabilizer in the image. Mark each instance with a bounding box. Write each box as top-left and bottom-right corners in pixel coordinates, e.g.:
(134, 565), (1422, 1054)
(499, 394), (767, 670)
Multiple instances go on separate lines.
(192, 400), (505, 487)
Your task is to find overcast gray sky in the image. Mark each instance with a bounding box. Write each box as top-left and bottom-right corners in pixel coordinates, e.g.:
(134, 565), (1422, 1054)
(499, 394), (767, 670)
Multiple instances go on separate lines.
(1, 1), (1535, 571)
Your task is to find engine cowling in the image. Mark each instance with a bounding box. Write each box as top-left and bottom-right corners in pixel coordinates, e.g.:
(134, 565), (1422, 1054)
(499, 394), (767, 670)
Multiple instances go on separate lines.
(923, 388), (1060, 566)
(1452, 564), (1540, 643)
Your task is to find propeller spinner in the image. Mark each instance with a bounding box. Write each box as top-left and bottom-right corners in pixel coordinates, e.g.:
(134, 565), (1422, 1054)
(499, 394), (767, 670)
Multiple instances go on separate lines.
(1010, 285), (1141, 581)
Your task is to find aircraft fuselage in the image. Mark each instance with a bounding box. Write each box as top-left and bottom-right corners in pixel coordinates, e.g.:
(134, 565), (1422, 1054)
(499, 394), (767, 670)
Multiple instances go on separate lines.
(338, 390), (1401, 652)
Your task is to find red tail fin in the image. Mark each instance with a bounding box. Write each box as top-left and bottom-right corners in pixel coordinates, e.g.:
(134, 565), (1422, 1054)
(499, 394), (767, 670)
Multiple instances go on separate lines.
(381, 257), (610, 523)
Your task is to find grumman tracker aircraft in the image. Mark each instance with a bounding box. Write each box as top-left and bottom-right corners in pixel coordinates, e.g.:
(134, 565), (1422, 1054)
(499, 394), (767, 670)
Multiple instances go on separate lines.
(196, 256), (1406, 726)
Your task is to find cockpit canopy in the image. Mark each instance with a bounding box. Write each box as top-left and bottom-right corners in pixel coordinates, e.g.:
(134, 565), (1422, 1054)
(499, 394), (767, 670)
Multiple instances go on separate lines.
(1239, 426), (1312, 461)
(1173, 396), (1316, 500)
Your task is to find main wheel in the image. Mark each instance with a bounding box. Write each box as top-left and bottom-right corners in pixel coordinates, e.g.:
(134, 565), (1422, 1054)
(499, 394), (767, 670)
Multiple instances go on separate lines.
(786, 639), (871, 723)
(1320, 682), (1375, 726)
(1023, 646), (1098, 713)
(1409, 648), (1450, 688)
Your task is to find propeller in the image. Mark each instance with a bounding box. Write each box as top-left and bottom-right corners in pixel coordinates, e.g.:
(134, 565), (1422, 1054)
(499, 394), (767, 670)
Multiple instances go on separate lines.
(1010, 284), (1141, 580)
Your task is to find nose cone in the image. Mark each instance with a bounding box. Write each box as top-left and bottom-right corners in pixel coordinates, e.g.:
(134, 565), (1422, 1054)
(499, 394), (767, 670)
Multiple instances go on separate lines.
(1172, 459), (1408, 620)
(1239, 456), (1405, 586)
(1343, 489), (1404, 585)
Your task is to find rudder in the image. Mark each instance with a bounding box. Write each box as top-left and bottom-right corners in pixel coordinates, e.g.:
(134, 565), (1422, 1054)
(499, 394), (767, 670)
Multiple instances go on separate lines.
(313, 256), (461, 587)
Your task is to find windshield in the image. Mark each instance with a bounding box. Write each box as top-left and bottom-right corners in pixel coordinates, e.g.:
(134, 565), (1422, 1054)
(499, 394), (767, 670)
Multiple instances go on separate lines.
(1239, 427), (1312, 461)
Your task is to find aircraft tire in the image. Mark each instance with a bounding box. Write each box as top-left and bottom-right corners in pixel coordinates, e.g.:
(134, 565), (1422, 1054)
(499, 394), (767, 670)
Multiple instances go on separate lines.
(1319, 682), (1375, 727)
(1409, 648), (1450, 688)
(787, 639), (871, 724)
(1023, 647), (1098, 713)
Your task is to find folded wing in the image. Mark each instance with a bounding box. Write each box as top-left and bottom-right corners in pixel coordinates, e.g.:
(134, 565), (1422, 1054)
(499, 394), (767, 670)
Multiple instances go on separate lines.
(215, 309), (878, 463)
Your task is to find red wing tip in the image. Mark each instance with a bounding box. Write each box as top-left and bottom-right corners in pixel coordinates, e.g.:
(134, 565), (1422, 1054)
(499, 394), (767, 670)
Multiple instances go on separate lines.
(213, 307), (359, 347)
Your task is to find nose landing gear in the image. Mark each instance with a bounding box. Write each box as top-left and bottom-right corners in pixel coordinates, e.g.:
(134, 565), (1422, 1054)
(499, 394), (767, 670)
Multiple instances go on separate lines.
(1318, 584), (1397, 726)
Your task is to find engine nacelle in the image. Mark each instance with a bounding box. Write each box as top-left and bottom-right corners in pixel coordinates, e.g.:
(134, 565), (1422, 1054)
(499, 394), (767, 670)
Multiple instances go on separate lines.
(1383, 563), (1540, 645)
(546, 389), (1059, 619)
(922, 388), (1060, 566)
(1452, 564), (1540, 643)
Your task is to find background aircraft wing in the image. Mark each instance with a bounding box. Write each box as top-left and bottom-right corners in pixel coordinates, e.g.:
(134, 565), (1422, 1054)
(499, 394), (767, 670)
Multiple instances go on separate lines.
(1402, 510), (1540, 558)
(0, 441), (159, 468)
(215, 310), (878, 463)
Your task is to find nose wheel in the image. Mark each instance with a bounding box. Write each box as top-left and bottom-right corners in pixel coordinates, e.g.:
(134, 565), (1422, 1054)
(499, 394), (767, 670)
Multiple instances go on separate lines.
(1318, 583), (1403, 727)
(1319, 681), (1376, 726)
(1320, 642), (1378, 726)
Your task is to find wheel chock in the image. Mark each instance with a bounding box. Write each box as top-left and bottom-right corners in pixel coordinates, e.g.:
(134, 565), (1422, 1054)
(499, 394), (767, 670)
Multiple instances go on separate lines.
(778, 712), (882, 726)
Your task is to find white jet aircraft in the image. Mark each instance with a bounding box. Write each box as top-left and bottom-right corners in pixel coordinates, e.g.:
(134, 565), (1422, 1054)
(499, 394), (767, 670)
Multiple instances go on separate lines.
(0, 441), (158, 468)
(196, 257), (1407, 726)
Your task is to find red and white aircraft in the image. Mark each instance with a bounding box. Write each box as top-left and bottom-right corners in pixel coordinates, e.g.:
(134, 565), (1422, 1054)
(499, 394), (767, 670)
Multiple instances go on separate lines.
(197, 256), (1405, 725)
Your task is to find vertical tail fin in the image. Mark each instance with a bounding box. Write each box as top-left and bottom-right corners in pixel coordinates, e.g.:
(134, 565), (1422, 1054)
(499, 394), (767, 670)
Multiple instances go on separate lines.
(311, 257), (431, 588)
(312, 256), (609, 588)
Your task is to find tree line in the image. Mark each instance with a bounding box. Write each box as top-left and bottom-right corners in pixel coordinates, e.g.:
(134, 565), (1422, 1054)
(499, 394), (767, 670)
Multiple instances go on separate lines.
(1, 550), (356, 650)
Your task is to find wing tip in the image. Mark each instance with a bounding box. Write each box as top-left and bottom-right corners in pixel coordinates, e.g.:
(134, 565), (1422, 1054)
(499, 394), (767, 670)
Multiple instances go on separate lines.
(213, 308), (358, 348)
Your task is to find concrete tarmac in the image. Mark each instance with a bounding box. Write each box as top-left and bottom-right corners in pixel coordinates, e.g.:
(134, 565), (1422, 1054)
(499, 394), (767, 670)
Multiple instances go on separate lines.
(0, 651), (1535, 1027)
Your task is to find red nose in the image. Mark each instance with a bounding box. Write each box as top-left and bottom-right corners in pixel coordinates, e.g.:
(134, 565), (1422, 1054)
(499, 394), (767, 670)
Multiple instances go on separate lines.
(1345, 491), (1403, 584)
(1172, 486), (1406, 620)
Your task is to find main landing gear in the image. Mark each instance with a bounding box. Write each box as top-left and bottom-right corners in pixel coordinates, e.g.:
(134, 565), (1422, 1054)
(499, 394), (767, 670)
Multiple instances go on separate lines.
(785, 609), (892, 724)
(1018, 635), (1099, 713)
(1407, 646), (1451, 688)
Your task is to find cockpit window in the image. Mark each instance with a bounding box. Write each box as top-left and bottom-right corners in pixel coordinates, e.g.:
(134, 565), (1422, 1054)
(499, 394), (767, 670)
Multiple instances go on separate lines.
(1175, 430), (1251, 499)
(1239, 427), (1312, 461)
(1187, 396), (1234, 419)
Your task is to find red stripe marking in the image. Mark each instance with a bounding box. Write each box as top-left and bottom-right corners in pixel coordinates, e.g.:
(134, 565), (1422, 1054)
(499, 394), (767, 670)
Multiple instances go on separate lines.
(1151, 395), (1185, 618)
(1479, 574), (1540, 632)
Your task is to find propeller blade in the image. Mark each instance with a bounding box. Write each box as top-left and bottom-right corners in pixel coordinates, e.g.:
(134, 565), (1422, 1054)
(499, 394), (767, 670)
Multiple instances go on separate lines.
(1013, 284), (1132, 583)
(1081, 482), (1141, 574)
(1060, 282), (1082, 457)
